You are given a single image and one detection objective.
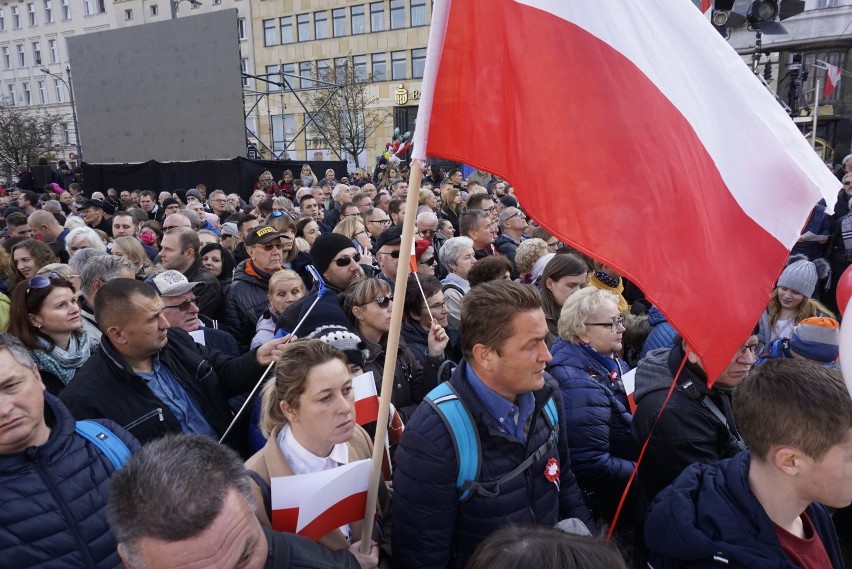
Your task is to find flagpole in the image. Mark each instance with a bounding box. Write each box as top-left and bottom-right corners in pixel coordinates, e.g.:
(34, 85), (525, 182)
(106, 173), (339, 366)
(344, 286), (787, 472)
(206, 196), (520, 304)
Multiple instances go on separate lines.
(359, 159), (424, 552)
(812, 79), (820, 150)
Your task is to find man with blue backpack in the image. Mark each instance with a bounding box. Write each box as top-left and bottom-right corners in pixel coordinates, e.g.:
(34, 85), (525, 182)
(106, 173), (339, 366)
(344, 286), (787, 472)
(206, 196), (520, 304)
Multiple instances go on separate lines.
(0, 333), (138, 568)
(392, 281), (594, 569)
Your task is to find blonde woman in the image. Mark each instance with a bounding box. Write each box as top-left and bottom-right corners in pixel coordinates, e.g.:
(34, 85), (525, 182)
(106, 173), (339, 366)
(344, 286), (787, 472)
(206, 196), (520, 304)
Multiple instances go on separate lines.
(251, 269), (306, 349)
(112, 236), (163, 279)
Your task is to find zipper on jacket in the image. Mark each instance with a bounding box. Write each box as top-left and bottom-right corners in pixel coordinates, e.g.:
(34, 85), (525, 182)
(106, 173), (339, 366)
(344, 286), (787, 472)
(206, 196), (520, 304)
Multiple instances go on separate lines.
(30, 449), (99, 568)
(123, 408), (164, 431)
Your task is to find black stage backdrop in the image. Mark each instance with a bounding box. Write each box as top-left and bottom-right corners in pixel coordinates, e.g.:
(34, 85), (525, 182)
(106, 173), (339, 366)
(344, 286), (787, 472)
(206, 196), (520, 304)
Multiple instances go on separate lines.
(81, 158), (348, 200)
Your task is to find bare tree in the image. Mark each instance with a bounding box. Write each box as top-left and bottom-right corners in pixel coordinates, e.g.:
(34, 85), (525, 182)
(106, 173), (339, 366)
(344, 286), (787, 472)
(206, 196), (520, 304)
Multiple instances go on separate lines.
(302, 62), (389, 168)
(0, 99), (65, 176)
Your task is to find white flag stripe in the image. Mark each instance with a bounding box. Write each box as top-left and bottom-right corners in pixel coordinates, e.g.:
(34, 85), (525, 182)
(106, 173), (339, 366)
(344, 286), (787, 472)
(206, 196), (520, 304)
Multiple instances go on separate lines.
(295, 460), (371, 533)
(353, 371), (377, 401)
(514, 0), (837, 246)
(411, 0), (452, 160)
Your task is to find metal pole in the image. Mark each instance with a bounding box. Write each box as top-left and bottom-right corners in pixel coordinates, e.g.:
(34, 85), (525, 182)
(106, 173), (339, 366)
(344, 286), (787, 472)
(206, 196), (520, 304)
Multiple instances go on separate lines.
(812, 78), (820, 150)
(65, 66), (82, 167)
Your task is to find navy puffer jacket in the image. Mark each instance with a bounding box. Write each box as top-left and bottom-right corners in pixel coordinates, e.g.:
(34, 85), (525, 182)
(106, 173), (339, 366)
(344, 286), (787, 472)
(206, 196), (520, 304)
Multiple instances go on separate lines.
(547, 339), (636, 515)
(0, 393), (140, 568)
(392, 362), (594, 569)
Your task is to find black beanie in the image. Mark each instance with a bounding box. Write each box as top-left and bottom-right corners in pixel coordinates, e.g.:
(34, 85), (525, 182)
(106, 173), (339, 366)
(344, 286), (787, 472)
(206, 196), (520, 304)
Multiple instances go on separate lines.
(311, 232), (355, 275)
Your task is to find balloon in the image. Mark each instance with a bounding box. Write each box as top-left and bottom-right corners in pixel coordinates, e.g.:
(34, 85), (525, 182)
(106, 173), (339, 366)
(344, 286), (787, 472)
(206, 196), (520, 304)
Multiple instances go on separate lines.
(837, 265), (852, 316)
(397, 141), (411, 156)
(385, 142), (391, 150)
(392, 141), (401, 153)
(840, 299), (852, 395)
(402, 131), (411, 140)
(394, 127), (400, 136)
(383, 150), (391, 159)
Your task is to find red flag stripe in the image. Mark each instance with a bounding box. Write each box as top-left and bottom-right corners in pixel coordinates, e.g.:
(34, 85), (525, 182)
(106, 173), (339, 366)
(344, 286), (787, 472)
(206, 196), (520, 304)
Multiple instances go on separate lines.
(294, 491), (369, 542)
(355, 395), (380, 426)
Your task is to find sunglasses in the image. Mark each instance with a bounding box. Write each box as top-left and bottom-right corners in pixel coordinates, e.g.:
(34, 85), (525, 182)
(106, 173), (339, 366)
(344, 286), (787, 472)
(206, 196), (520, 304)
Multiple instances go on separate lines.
(334, 253), (362, 267)
(380, 250), (401, 259)
(418, 256), (436, 266)
(26, 272), (63, 295)
(361, 295), (393, 309)
(258, 242), (284, 251)
(164, 298), (197, 311)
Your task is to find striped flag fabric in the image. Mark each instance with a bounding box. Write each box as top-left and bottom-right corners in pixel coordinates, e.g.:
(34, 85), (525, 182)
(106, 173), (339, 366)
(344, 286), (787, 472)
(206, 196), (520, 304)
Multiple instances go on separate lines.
(353, 371), (380, 426)
(412, 0), (838, 383)
(824, 62), (842, 98)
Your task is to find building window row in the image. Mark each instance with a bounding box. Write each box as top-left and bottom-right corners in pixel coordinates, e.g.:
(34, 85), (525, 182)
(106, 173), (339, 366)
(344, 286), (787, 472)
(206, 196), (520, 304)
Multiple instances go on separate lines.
(4, 77), (63, 106)
(0, 0), (102, 29)
(0, 39), (59, 69)
(261, 0), (426, 47)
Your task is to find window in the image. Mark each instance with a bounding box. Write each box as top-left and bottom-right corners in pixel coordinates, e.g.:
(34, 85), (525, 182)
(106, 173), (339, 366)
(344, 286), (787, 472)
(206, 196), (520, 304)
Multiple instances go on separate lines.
(265, 64), (280, 92)
(296, 13), (310, 41)
(237, 18), (246, 40)
(271, 114), (295, 152)
(410, 0), (426, 26)
(60, 0), (70, 19)
(391, 50), (405, 80)
(816, 0), (839, 6)
(240, 57), (248, 87)
(150, 4), (158, 16)
(44, 0), (53, 22)
(27, 3), (36, 25)
(54, 78), (64, 102)
(61, 123), (69, 144)
(282, 62), (294, 85)
(0, 9), (5, 31)
(314, 11), (327, 39)
(12, 6), (21, 28)
(316, 59), (330, 81)
(38, 80), (47, 104)
(17, 44), (25, 68)
(212, 0), (221, 4)
(390, 0), (404, 29)
(353, 55), (367, 82)
(299, 62), (312, 89)
(1, 48), (9, 70)
(32, 42), (41, 65)
(84, 0), (92, 15)
(124, 8), (132, 20)
(411, 47), (425, 78)
(332, 8), (346, 37)
(263, 19), (275, 46)
(23, 82), (31, 106)
(279, 16), (292, 44)
(370, 2), (384, 31)
(48, 39), (58, 63)
(371, 53), (386, 81)
(8, 84), (17, 106)
(351, 5), (365, 34)
(334, 57), (348, 81)
(84, 0), (102, 16)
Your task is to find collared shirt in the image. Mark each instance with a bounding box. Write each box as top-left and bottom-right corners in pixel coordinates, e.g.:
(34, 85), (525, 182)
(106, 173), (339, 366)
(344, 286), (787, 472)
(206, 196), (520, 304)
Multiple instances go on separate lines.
(465, 363), (535, 443)
(137, 354), (218, 438)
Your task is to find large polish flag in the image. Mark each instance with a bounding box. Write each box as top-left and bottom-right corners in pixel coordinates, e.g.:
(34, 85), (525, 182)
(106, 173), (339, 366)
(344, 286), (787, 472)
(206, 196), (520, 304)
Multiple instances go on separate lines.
(413, 0), (839, 382)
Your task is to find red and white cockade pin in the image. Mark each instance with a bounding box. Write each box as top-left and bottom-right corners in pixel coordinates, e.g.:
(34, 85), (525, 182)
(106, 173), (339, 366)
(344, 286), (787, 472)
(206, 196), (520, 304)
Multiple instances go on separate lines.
(544, 458), (560, 491)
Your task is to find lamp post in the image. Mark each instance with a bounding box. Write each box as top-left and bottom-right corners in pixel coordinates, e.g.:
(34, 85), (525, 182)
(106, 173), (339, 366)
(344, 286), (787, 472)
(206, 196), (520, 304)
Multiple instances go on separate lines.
(171, 0), (202, 19)
(40, 65), (82, 167)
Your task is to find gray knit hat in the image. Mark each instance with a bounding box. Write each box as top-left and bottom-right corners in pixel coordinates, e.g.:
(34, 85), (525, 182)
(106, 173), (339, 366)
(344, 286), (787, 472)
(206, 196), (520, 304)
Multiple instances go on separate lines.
(777, 256), (827, 298)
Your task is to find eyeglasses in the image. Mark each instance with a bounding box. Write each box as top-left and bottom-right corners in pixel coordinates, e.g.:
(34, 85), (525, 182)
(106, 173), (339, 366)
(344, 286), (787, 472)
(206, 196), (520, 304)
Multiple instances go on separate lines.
(368, 218), (391, 226)
(361, 295), (393, 309)
(506, 211), (525, 223)
(354, 229), (369, 237)
(585, 316), (625, 332)
(737, 343), (762, 358)
(334, 253), (362, 267)
(25, 272), (61, 295)
(164, 298), (197, 311)
(379, 250), (401, 259)
(419, 229), (436, 237)
(418, 256), (436, 266)
(427, 299), (449, 311)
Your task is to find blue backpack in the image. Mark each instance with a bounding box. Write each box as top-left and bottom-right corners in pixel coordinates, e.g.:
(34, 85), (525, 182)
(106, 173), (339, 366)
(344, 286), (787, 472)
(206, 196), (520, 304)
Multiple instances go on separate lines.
(75, 420), (132, 471)
(424, 381), (560, 502)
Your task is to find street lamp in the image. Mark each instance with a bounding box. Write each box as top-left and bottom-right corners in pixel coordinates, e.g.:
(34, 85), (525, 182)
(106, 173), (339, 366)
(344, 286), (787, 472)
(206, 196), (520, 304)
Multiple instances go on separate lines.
(40, 65), (82, 167)
(171, 0), (201, 19)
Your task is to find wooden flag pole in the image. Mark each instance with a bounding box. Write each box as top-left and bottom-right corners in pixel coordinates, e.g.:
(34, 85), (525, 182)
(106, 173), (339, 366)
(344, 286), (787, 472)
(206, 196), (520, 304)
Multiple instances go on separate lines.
(360, 159), (424, 551)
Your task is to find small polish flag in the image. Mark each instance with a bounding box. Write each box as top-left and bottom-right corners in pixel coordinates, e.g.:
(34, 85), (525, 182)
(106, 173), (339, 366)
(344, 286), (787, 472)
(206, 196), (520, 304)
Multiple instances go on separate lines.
(622, 368), (637, 414)
(271, 459), (371, 541)
(353, 371), (379, 426)
(824, 62), (842, 98)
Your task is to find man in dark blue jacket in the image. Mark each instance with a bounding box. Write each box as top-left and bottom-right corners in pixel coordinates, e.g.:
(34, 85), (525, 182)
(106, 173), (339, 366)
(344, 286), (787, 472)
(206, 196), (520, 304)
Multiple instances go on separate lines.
(645, 359), (851, 568)
(0, 333), (140, 568)
(392, 281), (594, 569)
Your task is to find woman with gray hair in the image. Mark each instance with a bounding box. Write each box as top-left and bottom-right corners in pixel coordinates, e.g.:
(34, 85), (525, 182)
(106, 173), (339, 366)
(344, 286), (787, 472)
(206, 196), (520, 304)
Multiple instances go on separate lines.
(65, 226), (107, 257)
(438, 236), (476, 330)
(546, 286), (636, 524)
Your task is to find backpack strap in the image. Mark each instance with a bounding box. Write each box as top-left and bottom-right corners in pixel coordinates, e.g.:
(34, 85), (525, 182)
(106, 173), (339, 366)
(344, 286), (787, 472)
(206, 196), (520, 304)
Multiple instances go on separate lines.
(75, 420), (132, 471)
(425, 382), (481, 502)
(247, 469), (272, 521)
(441, 282), (465, 296)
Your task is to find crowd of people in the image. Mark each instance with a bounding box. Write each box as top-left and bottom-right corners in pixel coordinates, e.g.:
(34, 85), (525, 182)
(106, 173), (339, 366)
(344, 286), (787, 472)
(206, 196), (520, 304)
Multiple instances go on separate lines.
(0, 159), (850, 569)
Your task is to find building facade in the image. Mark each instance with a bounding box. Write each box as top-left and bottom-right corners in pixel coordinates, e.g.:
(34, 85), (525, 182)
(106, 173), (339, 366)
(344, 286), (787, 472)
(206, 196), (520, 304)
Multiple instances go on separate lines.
(247, 0), (430, 171)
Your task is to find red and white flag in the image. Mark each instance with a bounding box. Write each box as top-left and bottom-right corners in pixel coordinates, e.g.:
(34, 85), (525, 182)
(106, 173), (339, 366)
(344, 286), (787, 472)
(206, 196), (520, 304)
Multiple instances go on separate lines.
(353, 371), (379, 426)
(824, 62), (842, 98)
(271, 459), (371, 541)
(413, 0), (838, 383)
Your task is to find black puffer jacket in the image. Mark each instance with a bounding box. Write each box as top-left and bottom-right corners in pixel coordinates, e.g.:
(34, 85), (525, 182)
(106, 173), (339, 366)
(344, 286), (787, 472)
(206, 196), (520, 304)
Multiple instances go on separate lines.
(60, 327), (265, 453)
(392, 363), (594, 569)
(184, 256), (224, 320)
(0, 394), (140, 568)
(222, 260), (272, 350)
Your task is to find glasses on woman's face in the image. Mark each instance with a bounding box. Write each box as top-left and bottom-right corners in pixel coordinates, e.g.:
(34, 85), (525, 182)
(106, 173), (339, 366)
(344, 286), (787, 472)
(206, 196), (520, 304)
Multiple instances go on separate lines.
(26, 272), (61, 296)
(354, 229), (369, 238)
(418, 256), (436, 266)
(333, 253), (362, 267)
(361, 295), (393, 309)
(427, 299), (449, 311)
(585, 316), (625, 332)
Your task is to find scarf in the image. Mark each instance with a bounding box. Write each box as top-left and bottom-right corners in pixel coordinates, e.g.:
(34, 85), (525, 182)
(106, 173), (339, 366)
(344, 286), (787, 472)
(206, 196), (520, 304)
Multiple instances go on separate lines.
(593, 270), (619, 289)
(33, 331), (91, 386)
(579, 342), (623, 382)
(841, 213), (852, 260)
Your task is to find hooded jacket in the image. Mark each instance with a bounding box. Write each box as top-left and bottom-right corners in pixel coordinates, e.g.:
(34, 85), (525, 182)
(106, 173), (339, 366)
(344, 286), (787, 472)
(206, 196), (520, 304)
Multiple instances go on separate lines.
(641, 306), (678, 358)
(632, 347), (745, 507)
(645, 451), (844, 568)
(223, 259), (274, 350)
(0, 394), (140, 568)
